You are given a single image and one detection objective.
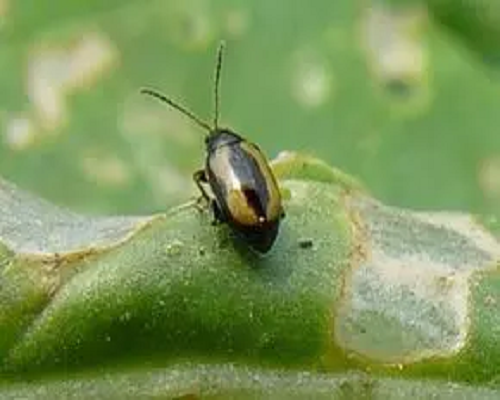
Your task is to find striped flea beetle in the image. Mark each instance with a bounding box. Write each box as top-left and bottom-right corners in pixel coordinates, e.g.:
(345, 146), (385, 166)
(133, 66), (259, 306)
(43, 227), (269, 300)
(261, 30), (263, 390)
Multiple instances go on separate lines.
(142, 42), (284, 253)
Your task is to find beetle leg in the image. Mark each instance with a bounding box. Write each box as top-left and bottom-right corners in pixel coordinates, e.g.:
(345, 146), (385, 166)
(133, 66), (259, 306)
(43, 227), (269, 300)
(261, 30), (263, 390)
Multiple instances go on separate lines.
(193, 169), (211, 213)
(193, 196), (208, 213)
(210, 200), (226, 225)
(193, 169), (210, 201)
(193, 169), (225, 225)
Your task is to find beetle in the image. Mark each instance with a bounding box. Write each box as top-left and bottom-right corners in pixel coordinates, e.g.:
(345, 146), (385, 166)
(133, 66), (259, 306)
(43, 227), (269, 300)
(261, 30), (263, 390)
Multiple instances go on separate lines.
(141, 42), (285, 253)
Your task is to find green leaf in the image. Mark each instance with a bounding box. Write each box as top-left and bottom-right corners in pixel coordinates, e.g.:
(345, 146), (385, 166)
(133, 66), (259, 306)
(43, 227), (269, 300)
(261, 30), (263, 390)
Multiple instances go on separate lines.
(3, 0), (500, 397)
(2, 366), (500, 400)
(2, 0), (500, 220)
(1, 154), (500, 398)
(425, 0), (500, 62)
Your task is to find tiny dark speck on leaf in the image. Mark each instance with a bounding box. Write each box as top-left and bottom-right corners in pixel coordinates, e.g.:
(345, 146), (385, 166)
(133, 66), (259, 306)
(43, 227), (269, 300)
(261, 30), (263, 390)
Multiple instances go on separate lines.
(298, 239), (313, 249)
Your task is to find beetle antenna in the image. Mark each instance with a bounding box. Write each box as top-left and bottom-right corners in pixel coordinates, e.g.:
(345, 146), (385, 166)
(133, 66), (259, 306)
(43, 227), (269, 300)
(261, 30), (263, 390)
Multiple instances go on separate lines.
(140, 88), (212, 132)
(213, 40), (225, 131)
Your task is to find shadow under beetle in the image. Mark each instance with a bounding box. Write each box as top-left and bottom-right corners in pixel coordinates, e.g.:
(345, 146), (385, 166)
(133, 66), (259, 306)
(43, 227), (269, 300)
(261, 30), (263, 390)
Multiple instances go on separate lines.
(141, 42), (285, 253)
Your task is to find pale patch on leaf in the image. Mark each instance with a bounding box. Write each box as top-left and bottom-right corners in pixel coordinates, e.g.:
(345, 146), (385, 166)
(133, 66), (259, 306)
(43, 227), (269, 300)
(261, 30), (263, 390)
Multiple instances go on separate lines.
(0, 0), (9, 29)
(478, 155), (500, 201)
(121, 96), (199, 147)
(3, 114), (37, 151)
(290, 50), (333, 109)
(27, 49), (68, 131)
(151, 163), (194, 202)
(62, 32), (119, 92)
(2, 363), (500, 399)
(120, 98), (198, 204)
(335, 197), (500, 364)
(224, 8), (250, 38)
(166, 1), (214, 50)
(360, 2), (429, 109)
(0, 178), (157, 255)
(80, 151), (131, 187)
(26, 31), (118, 132)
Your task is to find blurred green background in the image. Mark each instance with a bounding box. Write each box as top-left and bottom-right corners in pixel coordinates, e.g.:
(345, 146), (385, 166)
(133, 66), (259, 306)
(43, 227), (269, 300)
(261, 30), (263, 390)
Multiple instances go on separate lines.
(1, 0), (500, 218)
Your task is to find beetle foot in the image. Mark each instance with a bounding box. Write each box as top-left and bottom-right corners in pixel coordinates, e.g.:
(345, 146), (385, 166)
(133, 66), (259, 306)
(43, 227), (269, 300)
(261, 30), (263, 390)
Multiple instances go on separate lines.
(194, 195), (210, 213)
(210, 201), (225, 225)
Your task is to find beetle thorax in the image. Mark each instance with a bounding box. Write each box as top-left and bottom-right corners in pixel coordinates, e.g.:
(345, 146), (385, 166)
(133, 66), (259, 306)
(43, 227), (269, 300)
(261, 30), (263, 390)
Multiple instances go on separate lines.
(206, 128), (243, 153)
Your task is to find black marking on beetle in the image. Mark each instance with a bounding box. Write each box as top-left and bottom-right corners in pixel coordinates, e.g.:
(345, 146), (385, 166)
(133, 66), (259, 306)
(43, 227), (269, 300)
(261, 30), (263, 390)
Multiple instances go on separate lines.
(229, 145), (270, 211)
(242, 187), (266, 221)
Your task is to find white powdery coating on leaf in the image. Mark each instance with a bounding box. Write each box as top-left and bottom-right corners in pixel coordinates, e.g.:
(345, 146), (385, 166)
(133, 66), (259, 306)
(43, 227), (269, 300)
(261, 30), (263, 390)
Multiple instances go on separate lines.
(0, 178), (156, 255)
(335, 197), (500, 364)
(411, 211), (500, 260)
(279, 180), (310, 204)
